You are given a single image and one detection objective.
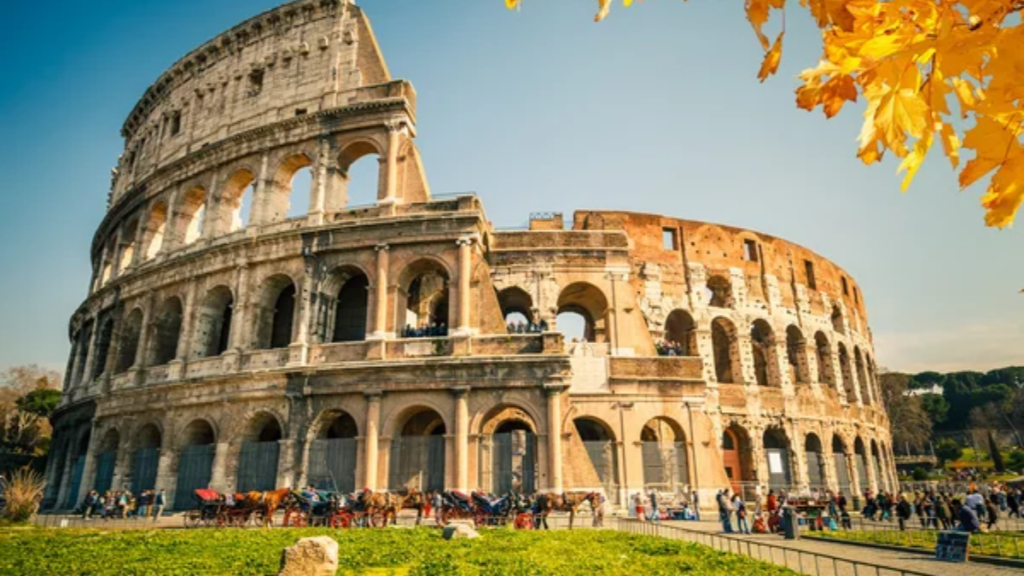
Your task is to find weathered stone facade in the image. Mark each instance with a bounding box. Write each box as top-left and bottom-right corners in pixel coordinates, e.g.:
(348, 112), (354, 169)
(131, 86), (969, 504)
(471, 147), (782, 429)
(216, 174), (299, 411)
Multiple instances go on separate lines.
(45, 0), (895, 512)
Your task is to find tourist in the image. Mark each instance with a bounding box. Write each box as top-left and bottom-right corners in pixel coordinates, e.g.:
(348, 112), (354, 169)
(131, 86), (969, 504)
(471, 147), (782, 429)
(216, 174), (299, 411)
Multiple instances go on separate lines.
(633, 492), (645, 522)
(81, 490), (97, 520)
(592, 491), (607, 528)
(153, 489), (165, 520)
(1009, 489), (1021, 518)
(895, 494), (912, 531)
(717, 489), (734, 533)
(648, 490), (660, 523)
(433, 491), (443, 525)
(733, 492), (750, 534)
(953, 498), (981, 533)
(102, 492), (114, 520)
(935, 495), (951, 530)
(692, 490), (701, 521)
(965, 486), (985, 520)
(985, 499), (999, 531)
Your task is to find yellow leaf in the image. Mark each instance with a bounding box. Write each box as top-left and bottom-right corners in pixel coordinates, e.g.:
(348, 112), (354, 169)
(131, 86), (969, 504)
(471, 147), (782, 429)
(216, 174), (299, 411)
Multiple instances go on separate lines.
(745, 0), (783, 50)
(806, 0), (855, 32)
(959, 116), (1022, 189)
(898, 127), (933, 192)
(939, 123), (961, 170)
(980, 150), (1024, 228)
(505, 0), (519, 9)
(595, 0), (612, 22)
(950, 78), (977, 119)
(870, 84), (929, 158)
(758, 33), (784, 83)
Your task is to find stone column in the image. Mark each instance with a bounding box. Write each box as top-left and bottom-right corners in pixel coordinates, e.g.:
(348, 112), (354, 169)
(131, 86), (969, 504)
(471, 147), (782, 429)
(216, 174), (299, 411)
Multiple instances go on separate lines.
(130, 210), (148, 268)
(288, 260), (315, 366)
(452, 387), (470, 492)
(363, 391), (382, 490)
(55, 445), (77, 509)
(309, 140), (329, 225)
(170, 281), (198, 379)
(276, 438), (295, 489)
(209, 442), (230, 493)
(77, 426), (100, 506)
(80, 319), (101, 390)
(605, 309), (617, 355)
(544, 385), (565, 492)
(250, 152), (270, 225)
(160, 189), (179, 253)
(369, 244), (390, 339)
(379, 122), (401, 205)
(109, 228), (125, 281)
(452, 236), (475, 337)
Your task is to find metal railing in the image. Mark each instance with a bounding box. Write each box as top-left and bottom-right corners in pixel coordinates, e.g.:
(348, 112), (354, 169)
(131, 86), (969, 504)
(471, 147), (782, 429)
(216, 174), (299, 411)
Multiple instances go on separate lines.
(834, 516), (1024, 558)
(614, 519), (934, 576)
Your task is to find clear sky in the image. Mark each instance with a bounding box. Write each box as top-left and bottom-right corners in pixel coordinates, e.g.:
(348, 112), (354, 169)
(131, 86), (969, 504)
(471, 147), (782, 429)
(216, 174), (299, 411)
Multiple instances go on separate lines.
(0, 0), (1019, 376)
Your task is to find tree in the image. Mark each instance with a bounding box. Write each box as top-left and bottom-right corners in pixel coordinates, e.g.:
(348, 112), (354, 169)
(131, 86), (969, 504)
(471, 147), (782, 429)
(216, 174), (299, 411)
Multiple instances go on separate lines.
(0, 365), (61, 456)
(506, 0), (1024, 228)
(988, 430), (1006, 472)
(920, 393), (949, 426)
(934, 438), (963, 465)
(879, 371), (933, 452)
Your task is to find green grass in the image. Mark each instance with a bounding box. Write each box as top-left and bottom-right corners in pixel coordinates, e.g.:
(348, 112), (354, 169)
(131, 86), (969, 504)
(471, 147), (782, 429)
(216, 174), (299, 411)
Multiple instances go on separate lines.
(808, 529), (1024, 559)
(0, 526), (802, 576)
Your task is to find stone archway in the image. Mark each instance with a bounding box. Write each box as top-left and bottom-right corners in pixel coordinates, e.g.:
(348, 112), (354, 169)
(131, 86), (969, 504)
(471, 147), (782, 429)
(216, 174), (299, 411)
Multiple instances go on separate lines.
(572, 417), (620, 501)
(237, 413), (283, 492)
(479, 406), (538, 494)
(722, 423), (754, 495)
(388, 408), (447, 492)
(173, 419), (216, 510)
(639, 417), (689, 494)
(307, 411), (358, 493)
(93, 428), (120, 496)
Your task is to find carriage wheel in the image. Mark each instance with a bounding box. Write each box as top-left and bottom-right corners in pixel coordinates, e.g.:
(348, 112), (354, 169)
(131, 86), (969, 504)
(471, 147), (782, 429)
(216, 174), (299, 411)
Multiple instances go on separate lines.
(514, 513), (534, 530)
(283, 509), (307, 528)
(369, 510), (386, 528)
(330, 511), (352, 529)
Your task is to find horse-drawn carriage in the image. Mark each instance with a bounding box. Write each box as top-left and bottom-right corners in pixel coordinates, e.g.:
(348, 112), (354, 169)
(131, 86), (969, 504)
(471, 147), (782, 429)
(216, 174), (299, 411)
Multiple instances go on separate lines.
(182, 489), (260, 528)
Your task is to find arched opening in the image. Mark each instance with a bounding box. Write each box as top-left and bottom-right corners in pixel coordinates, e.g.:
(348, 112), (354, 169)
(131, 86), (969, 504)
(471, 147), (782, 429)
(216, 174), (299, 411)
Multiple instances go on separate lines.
(853, 437), (869, 495)
(254, 275), (297, 350)
(308, 411), (358, 493)
(663, 310), (697, 356)
(72, 322), (93, 387)
(267, 154), (314, 222)
(750, 319), (779, 386)
(399, 261), (450, 337)
(178, 187), (207, 246)
(711, 317), (740, 384)
(131, 424), (162, 496)
(389, 408), (446, 492)
(832, 435), (851, 496)
(91, 318), (114, 380)
(219, 170), (256, 234)
(557, 282), (609, 344)
(831, 305), (845, 334)
(237, 413), (282, 492)
(763, 427), (792, 491)
(287, 167), (313, 219)
(337, 141), (382, 208)
(174, 420), (216, 510)
(722, 424), (754, 495)
(814, 332), (834, 387)
(332, 274), (369, 342)
(706, 275), (733, 308)
(116, 309), (143, 373)
(870, 439), (882, 492)
(100, 238), (115, 286)
(805, 433), (825, 490)
(480, 406), (538, 494)
(786, 326), (810, 384)
(497, 287), (538, 333)
(193, 286), (233, 358)
(142, 202), (167, 260)
(148, 297), (183, 366)
(63, 430), (91, 508)
(640, 418), (688, 494)
(854, 347), (870, 405)
(573, 417), (620, 501)
(118, 218), (138, 273)
(838, 344), (856, 401)
(93, 429), (120, 496)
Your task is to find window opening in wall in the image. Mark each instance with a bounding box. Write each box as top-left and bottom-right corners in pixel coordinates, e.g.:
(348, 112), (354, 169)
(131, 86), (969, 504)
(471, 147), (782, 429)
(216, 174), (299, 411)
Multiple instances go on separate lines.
(743, 239), (759, 262)
(247, 68), (265, 98)
(343, 152), (380, 208)
(841, 276), (849, 296)
(804, 260), (817, 290)
(662, 228), (677, 251)
(556, 312), (588, 343)
(288, 168), (312, 219)
(185, 205), (205, 244)
(170, 111), (182, 137)
(295, 108), (307, 116)
(232, 183), (255, 231)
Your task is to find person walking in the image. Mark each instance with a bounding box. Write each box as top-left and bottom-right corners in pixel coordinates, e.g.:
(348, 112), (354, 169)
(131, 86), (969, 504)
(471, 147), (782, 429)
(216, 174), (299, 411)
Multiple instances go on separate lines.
(896, 494), (912, 531)
(648, 490), (660, 523)
(592, 491), (607, 528)
(733, 492), (750, 534)
(717, 489), (734, 533)
(432, 491), (444, 526)
(152, 489), (165, 521)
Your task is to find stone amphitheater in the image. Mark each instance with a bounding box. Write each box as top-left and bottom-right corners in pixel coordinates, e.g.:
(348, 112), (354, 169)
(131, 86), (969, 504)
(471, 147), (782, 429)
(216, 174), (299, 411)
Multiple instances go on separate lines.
(44, 0), (895, 512)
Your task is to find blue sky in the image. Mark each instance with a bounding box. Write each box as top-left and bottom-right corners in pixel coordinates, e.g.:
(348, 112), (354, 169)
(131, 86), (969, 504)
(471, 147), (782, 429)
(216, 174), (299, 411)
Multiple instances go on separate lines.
(0, 0), (1019, 375)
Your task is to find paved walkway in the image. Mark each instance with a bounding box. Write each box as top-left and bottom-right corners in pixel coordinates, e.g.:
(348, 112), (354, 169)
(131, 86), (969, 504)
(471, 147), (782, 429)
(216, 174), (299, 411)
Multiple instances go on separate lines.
(666, 520), (1022, 576)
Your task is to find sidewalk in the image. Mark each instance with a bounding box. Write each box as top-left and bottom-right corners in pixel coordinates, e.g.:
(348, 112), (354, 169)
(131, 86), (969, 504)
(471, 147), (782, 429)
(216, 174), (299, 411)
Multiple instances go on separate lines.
(671, 519), (1021, 576)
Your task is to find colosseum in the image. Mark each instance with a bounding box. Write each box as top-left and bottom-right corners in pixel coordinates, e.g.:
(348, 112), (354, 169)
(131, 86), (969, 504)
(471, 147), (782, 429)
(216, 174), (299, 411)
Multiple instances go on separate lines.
(44, 0), (895, 513)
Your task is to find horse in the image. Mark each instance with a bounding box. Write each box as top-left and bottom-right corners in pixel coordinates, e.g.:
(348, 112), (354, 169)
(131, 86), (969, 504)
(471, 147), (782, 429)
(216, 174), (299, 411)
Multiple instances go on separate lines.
(534, 491), (596, 530)
(239, 488), (292, 527)
(356, 490), (406, 527)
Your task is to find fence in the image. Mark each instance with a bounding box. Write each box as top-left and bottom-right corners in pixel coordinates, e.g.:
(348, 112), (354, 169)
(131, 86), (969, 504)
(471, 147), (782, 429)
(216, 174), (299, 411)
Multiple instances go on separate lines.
(848, 515), (1024, 553)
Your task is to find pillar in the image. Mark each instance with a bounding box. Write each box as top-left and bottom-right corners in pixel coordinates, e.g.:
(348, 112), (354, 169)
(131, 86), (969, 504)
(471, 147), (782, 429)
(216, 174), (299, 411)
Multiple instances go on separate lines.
(250, 152), (270, 225)
(380, 122), (401, 205)
(309, 140), (329, 224)
(276, 439), (295, 489)
(363, 392), (382, 490)
(289, 261), (315, 366)
(545, 385), (565, 492)
(160, 189), (179, 254)
(228, 265), (250, 351)
(453, 236), (474, 337)
(209, 442), (230, 493)
(130, 209), (148, 267)
(77, 431), (100, 504)
(452, 387), (469, 492)
(80, 318), (101, 389)
(369, 244), (389, 339)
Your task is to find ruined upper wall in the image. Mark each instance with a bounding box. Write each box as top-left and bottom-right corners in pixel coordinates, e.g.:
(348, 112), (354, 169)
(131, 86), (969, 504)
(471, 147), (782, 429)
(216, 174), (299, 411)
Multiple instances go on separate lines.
(110, 0), (393, 207)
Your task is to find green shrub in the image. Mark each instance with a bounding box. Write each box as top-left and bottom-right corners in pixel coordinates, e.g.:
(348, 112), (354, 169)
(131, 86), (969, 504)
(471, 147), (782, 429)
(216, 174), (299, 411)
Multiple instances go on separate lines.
(911, 467), (928, 481)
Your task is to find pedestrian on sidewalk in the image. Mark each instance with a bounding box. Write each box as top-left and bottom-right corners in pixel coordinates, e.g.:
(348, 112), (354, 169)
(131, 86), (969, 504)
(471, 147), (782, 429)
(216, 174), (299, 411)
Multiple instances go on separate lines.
(733, 492), (750, 534)
(896, 494), (912, 531)
(152, 489), (165, 520)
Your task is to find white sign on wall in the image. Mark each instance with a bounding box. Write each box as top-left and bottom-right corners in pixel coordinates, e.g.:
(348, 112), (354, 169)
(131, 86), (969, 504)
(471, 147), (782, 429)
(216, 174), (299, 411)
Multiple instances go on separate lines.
(768, 451), (784, 474)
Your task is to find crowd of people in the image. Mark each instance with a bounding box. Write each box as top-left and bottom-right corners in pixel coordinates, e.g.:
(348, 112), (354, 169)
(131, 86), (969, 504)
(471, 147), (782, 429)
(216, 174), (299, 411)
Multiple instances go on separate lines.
(867, 482), (1021, 532)
(654, 339), (687, 357)
(505, 319), (548, 334)
(79, 489), (166, 520)
(400, 323), (448, 338)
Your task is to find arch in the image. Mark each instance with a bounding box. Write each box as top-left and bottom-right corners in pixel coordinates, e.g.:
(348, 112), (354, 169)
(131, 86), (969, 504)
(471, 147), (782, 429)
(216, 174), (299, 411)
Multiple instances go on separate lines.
(479, 404), (538, 435)
(831, 434), (852, 496)
(497, 287), (534, 325)
(217, 169), (256, 234)
(831, 304), (845, 334)
(266, 153), (314, 223)
(116, 308), (143, 373)
(236, 411), (283, 492)
(711, 317), (741, 384)
(870, 438), (882, 492)
(93, 428), (120, 495)
(786, 326), (810, 384)
(130, 423), (162, 495)
(91, 317), (115, 380)
(837, 343), (856, 401)
(479, 405), (538, 494)
(72, 321), (94, 387)
(253, 274), (297, 350)
(805, 432), (826, 489)
(640, 417), (689, 493)
(177, 186), (207, 245)
(853, 436), (869, 494)
(142, 201), (167, 260)
(556, 282), (609, 343)
(193, 286), (234, 358)
(814, 331), (835, 387)
(63, 427), (92, 508)
(174, 419), (217, 509)
(307, 410), (358, 492)
(722, 423), (754, 494)
(750, 319), (780, 386)
(854, 347), (870, 404)
(573, 416), (620, 499)
(763, 426), (792, 491)
(148, 296), (183, 366)
(118, 217), (139, 273)
(706, 275), (733, 308)
(664, 309), (697, 356)
(398, 259), (451, 335)
(337, 140), (383, 208)
(389, 407), (447, 491)
(332, 273), (369, 343)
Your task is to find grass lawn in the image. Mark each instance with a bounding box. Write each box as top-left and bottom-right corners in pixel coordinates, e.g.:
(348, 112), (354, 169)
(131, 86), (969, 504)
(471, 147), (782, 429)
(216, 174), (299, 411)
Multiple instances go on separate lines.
(0, 526), (801, 576)
(808, 529), (1024, 560)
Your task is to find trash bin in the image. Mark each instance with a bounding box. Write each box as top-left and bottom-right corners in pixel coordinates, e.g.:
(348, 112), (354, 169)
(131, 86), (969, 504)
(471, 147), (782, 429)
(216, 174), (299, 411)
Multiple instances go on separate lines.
(781, 505), (799, 540)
